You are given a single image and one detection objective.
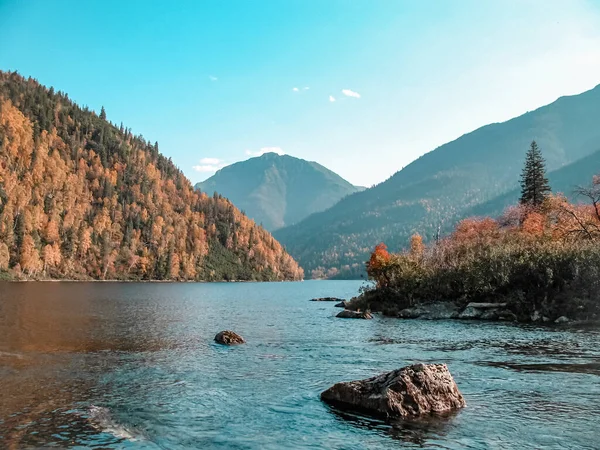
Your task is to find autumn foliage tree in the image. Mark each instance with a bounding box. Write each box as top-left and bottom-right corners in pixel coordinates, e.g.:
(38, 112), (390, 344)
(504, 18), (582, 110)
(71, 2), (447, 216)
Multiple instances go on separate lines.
(366, 242), (391, 287)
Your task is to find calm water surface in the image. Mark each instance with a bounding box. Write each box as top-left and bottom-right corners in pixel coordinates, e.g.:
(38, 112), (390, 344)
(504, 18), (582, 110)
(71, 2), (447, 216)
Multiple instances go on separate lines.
(0, 281), (599, 449)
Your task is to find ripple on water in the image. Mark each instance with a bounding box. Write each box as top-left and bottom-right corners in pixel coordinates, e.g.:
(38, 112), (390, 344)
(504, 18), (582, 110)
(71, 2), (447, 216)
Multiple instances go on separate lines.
(478, 360), (600, 375)
(0, 280), (599, 449)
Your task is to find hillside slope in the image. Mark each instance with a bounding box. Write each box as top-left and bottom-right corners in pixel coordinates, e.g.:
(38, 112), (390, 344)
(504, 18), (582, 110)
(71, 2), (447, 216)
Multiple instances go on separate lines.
(196, 153), (362, 231)
(274, 84), (600, 278)
(0, 71), (303, 281)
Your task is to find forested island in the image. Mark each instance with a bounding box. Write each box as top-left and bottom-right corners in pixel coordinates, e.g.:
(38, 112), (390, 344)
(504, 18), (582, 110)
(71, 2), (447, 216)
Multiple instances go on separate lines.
(0, 72), (303, 281)
(350, 142), (600, 323)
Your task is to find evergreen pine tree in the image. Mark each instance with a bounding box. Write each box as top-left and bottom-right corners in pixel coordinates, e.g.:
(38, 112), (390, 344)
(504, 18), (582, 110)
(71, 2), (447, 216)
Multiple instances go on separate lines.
(99, 106), (106, 120)
(519, 140), (551, 206)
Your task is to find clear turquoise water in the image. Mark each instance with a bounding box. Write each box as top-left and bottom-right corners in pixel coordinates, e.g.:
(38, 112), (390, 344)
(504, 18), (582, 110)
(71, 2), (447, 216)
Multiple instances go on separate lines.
(0, 281), (599, 449)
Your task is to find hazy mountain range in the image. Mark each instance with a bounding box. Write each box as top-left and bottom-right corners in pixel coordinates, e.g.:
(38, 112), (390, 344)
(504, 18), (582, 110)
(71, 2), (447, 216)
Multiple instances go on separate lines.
(195, 153), (363, 231)
(272, 83), (600, 278)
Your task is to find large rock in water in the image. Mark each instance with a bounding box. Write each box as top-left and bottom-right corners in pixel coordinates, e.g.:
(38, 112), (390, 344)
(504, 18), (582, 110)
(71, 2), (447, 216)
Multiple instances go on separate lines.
(311, 297), (344, 302)
(336, 310), (373, 319)
(214, 330), (245, 345)
(321, 363), (466, 419)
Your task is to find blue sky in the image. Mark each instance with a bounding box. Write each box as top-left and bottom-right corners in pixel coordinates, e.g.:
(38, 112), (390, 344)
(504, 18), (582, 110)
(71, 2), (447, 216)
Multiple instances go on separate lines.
(2, 0), (600, 187)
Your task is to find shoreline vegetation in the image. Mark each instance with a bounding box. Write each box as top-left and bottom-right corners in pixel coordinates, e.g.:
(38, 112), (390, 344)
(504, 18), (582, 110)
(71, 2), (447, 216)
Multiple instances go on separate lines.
(348, 144), (600, 324)
(0, 274), (299, 282)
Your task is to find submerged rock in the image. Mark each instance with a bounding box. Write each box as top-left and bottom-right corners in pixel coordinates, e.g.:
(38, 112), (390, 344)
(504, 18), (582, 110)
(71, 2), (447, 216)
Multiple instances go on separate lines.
(369, 337), (401, 345)
(334, 301), (347, 308)
(311, 297), (344, 302)
(336, 310), (373, 319)
(321, 363), (466, 419)
(87, 405), (139, 441)
(214, 330), (246, 345)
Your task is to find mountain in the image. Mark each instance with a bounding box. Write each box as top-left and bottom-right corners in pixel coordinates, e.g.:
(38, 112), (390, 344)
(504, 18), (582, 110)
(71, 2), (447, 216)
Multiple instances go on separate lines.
(195, 153), (362, 231)
(0, 71), (303, 281)
(274, 84), (600, 279)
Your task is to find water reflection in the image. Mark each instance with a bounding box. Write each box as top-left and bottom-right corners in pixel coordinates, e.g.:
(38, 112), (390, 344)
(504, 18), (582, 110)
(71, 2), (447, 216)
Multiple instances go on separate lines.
(328, 406), (458, 447)
(0, 283), (183, 354)
(429, 337), (595, 359)
(479, 360), (600, 375)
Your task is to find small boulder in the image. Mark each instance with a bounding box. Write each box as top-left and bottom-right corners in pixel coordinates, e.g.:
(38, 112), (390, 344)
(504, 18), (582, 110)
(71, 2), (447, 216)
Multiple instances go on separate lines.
(311, 297), (344, 302)
(398, 307), (424, 319)
(555, 316), (570, 324)
(498, 310), (517, 321)
(214, 330), (245, 345)
(459, 302), (507, 320)
(480, 309), (501, 320)
(334, 301), (347, 308)
(321, 363), (466, 419)
(467, 302), (507, 309)
(336, 310), (373, 319)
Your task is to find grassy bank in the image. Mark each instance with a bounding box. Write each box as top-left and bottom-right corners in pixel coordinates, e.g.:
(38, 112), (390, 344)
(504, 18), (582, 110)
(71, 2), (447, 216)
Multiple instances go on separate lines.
(0, 270), (14, 281)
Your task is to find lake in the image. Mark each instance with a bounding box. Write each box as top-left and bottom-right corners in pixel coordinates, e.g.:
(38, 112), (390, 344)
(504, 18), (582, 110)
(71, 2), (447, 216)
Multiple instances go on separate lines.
(0, 281), (599, 449)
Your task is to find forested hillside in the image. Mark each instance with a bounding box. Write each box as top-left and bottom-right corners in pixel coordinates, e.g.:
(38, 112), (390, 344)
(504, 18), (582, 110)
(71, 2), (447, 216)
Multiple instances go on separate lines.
(196, 152), (362, 231)
(274, 84), (600, 278)
(0, 71), (303, 281)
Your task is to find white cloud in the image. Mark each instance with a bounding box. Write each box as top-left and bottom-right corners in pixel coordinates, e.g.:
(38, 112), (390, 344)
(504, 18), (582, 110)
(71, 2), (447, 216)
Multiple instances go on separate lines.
(192, 157), (226, 173)
(342, 89), (361, 98)
(199, 157), (221, 165)
(292, 87), (299, 92)
(193, 165), (220, 172)
(209, 75), (218, 81)
(245, 147), (285, 157)
(329, 95), (336, 102)
(303, 86), (310, 90)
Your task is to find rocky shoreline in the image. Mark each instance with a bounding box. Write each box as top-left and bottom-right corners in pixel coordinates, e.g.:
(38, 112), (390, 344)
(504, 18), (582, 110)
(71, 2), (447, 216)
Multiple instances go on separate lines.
(395, 301), (575, 324)
(342, 295), (586, 325)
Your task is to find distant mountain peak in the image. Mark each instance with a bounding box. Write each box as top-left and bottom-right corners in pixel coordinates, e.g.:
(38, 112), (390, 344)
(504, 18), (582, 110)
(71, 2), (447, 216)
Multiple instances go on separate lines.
(258, 151), (282, 158)
(195, 154), (363, 231)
